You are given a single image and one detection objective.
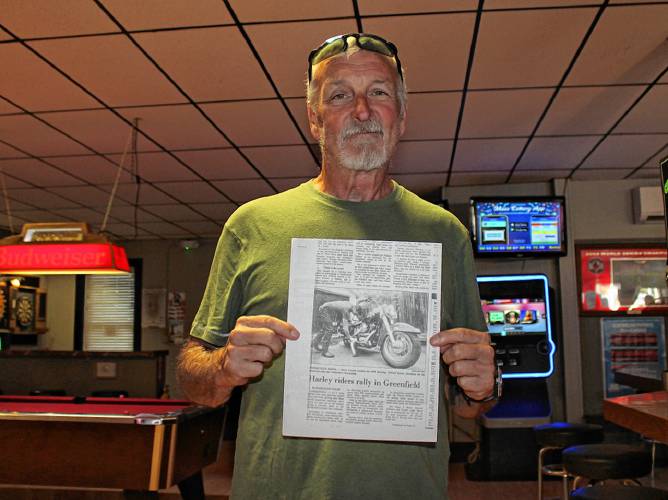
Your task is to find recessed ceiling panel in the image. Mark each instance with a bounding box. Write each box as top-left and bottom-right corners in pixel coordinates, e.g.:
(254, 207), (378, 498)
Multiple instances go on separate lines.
(391, 141), (453, 174)
(117, 105), (230, 150)
(566, 4), (668, 85)
(1, 0), (120, 38)
(537, 86), (645, 135)
(242, 146), (319, 178)
(0, 158), (85, 187)
(156, 181), (228, 203)
(516, 136), (601, 170)
(358, 0), (476, 15)
(402, 93), (461, 140)
(246, 20), (357, 98)
(460, 89), (551, 138)
(176, 149), (259, 180)
(470, 8), (597, 88)
(580, 134), (668, 169)
(134, 27), (275, 101)
(231, 0), (354, 22)
(0, 115), (89, 156)
(212, 179), (277, 203)
(29, 35), (187, 107)
(102, 0), (234, 30)
(0, 45), (98, 112)
(453, 138), (526, 171)
(105, 151), (199, 182)
(614, 85), (668, 134)
(365, 14), (475, 92)
(203, 101), (304, 146)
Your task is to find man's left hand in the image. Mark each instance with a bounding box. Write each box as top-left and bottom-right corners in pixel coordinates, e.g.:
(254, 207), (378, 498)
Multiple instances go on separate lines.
(429, 327), (495, 401)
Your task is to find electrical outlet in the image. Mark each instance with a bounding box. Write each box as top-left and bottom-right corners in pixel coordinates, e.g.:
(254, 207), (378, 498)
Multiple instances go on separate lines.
(96, 361), (117, 379)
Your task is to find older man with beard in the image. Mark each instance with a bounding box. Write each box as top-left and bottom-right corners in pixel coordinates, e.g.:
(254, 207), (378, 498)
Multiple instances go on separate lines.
(177, 34), (497, 500)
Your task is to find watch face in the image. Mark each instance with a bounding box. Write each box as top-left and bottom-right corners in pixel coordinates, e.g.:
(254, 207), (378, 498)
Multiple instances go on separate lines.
(15, 294), (34, 327)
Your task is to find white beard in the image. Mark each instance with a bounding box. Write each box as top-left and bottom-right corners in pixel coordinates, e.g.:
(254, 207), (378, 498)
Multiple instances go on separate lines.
(320, 119), (394, 172)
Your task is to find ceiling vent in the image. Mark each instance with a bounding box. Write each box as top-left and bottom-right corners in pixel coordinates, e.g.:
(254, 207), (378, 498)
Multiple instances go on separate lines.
(632, 186), (665, 224)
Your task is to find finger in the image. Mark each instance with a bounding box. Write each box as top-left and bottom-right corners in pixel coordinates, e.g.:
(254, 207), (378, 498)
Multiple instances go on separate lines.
(237, 315), (299, 340)
(455, 374), (494, 400)
(230, 327), (286, 356)
(442, 343), (494, 366)
(430, 328), (490, 347)
(447, 358), (494, 378)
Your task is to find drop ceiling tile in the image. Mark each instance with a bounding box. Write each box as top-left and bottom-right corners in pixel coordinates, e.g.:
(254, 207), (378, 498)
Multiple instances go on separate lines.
(203, 101), (304, 146)
(138, 221), (195, 237)
(537, 86), (645, 135)
(8, 210), (70, 223)
(116, 105), (229, 150)
(581, 134), (668, 169)
(189, 203), (237, 221)
(134, 27), (275, 101)
(0, 45), (99, 112)
(103, 222), (153, 239)
(49, 155), (126, 184)
(270, 177), (312, 192)
(155, 181), (227, 203)
(391, 141), (452, 174)
(49, 186), (114, 207)
(470, 8), (598, 88)
(106, 152), (199, 182)
(40, 109), (145, 154)
(571, 169), (629, 181)
(642, 144), (668, 168)
(107, 183), (176, 205)
(142, 204), (204, 221)
(242, 146), (319, 178)
(109, 205), (162, 223)
(54, 207), (105, 224)
(1, 1), (120, 38)
(0, 213), (28, 229)
(358, 0), (476, 15)
(365, 14), (475, 92)
(285, 98), (316, 143)
(29, 35), (187, 107)
(0, 115), (89, 156)
(510, 169), (571, 184)
(0, 197), (37, 211)
(231, 0), (353, 22)
(179, 220), (222, 236)
(517, 136), (601, 170)
(0, 171), (32, 189)
(175, 149), (259, 180)
(102, 0), (234, 30)
(460, 89), (552, 138)
(485, 0), (599, 6)
(0, 99), (21, 115)
(392, 173), (448, 195)
(246, 20), (356, 98)
(615, 85), (668, 134)
(7, 188), (80, 208)
(0, 158), (86, 186)
(403, 93), (461, 140)
(449, 172), (510, 186)
(629, 168), (660, 180)
(212, 179), (276, 203)
(567, 4), (668, 85)
(0, 143), (27, 159)
(0, 28), (14, 41)
(454, 138), (526, 171)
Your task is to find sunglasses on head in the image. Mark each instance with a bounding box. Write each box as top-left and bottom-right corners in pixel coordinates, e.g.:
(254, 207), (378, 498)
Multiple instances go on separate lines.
(307, 33), (403, 83)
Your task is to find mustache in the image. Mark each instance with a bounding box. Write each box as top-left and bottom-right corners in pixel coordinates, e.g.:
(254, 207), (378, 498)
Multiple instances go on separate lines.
(341, 120), (384, 139)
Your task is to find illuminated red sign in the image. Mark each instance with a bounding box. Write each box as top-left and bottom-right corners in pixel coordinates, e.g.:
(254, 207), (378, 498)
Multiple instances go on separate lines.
(0, 243), (130, 274)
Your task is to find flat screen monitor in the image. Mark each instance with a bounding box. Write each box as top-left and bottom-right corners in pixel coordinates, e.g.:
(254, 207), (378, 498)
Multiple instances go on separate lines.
(478, 274), (556, 378)
(469, 197), (567, 258)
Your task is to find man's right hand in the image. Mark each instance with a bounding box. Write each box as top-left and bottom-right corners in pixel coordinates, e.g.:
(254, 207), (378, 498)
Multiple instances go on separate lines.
(218, 315), (300, 389)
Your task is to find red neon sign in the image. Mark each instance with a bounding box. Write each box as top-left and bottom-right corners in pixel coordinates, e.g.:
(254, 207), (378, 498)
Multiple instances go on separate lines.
(0, 243), (130, 273)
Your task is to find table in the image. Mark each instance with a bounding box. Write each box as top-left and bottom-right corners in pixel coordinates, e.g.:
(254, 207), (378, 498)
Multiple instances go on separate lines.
(603, 391), (668, 444)
(0, 395), (225, 498)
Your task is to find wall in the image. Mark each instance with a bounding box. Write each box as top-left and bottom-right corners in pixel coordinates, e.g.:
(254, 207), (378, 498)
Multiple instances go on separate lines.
(39, 275), (76, 351)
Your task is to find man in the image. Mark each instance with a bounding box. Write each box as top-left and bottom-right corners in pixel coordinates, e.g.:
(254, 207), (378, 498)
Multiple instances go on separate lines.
(315, 299), (356, 358)
(177, 33), (497, 499)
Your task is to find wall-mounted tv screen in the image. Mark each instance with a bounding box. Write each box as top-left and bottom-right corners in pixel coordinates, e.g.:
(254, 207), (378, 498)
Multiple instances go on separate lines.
(469, 197), (567, 258)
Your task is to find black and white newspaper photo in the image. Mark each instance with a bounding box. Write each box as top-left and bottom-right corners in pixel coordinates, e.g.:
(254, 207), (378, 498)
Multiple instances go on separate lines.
(284, 238), (442, 442)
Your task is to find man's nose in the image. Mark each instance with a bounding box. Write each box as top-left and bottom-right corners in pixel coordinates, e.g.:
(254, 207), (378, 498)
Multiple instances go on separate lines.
(353, 95), (371, 121)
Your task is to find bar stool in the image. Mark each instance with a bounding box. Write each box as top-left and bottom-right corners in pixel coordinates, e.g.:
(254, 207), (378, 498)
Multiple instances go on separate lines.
(563, 443), (652, 490)
(534, 422), (604, 500)
(570, 484), (668, 499)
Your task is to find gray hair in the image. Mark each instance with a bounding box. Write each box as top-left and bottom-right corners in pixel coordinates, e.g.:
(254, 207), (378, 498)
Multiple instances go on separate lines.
(306, 47), (407, 118)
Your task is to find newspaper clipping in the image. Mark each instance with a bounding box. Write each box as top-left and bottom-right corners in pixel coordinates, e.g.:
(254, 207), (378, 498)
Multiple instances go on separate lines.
(284, 238), (442, 442)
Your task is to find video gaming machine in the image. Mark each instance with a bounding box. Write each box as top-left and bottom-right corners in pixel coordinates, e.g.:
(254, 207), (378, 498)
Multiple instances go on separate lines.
(467, 274), (557, 480)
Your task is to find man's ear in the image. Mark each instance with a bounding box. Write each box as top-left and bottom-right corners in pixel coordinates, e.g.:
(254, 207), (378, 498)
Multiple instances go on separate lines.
(307, 104), (322, 142)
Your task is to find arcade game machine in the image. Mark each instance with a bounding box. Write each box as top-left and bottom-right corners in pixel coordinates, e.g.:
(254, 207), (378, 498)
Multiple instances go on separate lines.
(466, 273), (557, 480)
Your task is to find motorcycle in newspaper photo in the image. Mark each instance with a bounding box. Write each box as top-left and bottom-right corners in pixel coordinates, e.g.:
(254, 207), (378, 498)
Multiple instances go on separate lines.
(345, 298), (423, 369)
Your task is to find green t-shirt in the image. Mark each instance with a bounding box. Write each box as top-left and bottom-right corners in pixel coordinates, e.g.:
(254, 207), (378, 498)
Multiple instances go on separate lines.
(191, 180), (485, 500)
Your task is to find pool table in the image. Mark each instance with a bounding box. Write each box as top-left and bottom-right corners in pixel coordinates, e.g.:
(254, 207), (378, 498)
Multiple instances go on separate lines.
(0, 395), (225, 497)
